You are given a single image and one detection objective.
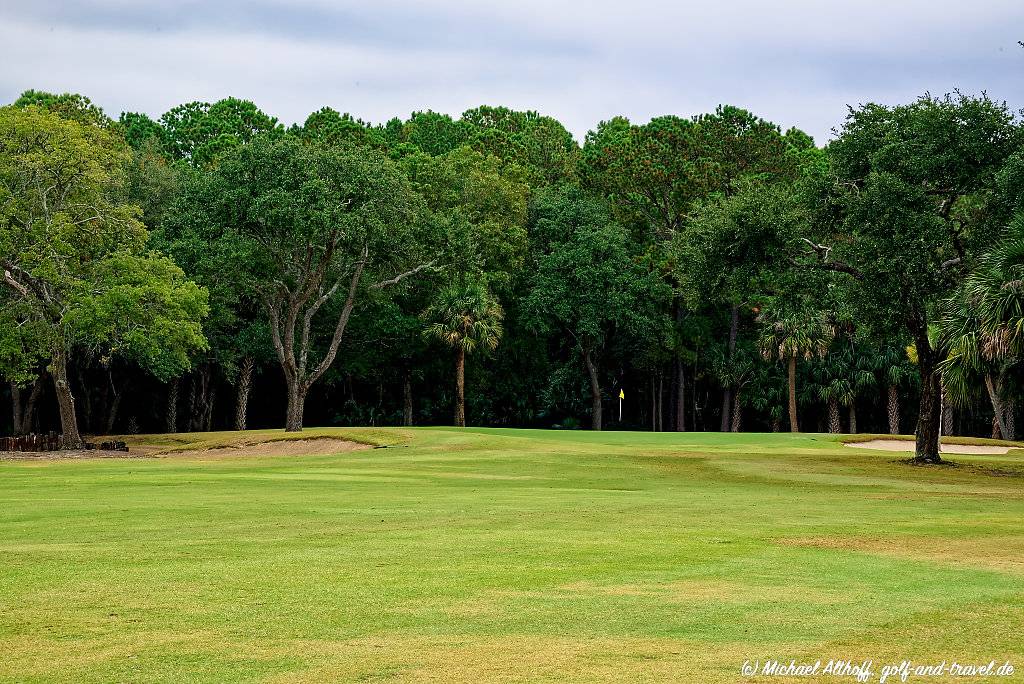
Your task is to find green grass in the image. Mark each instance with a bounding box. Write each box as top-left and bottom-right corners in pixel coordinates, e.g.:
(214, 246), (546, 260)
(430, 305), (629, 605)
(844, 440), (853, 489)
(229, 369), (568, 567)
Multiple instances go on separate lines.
(1, 428), (1023, 682)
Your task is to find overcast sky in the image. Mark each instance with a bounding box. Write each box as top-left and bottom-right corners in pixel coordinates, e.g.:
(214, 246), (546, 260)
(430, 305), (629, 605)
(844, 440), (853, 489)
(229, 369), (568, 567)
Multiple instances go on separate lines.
(1, 0), (1022, 144)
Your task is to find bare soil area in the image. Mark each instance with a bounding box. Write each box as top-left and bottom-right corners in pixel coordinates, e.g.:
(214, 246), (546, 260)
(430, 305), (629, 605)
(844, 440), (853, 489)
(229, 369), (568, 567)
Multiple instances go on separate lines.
(0, 437), (371, 460)
(845, 439), (1012, 455)
(168, 437), (371, 458)
(0, 449), (146, 460)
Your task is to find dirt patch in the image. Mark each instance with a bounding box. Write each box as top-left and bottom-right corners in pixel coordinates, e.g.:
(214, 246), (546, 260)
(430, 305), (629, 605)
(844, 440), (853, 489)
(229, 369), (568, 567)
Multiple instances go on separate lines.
(0, 437), (371, 460)
(845, 439), (1011, 455)
(0, 449), (150, 461)
(167, 438), (371, 458)
(779, 534), (1024, 573)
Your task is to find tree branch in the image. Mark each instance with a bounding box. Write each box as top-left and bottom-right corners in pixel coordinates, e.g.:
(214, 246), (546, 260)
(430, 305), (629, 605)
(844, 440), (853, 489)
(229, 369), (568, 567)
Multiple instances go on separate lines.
(370, 261), (439, 289)
(941, 257), (962, 270)
(792, 238), (864, 280)
(3, 270), (30, 298)
(305, 253), (367, 388)
(298, 278), (342, 375)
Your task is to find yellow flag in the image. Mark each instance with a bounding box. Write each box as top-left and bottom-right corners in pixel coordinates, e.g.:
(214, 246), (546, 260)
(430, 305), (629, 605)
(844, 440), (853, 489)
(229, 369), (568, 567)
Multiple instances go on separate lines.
(618, 389), (625, 400)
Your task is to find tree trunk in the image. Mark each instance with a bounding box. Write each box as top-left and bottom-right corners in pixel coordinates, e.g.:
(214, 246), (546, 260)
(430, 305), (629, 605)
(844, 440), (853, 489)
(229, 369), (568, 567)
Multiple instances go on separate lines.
(720, 304), (739, 432)
(167, 379), (179, 434)
(204, 385), (216, 432)
(105, 389), (122, 435)
(10, 382), (22, 436)
(730, 389), (742, 432)
(402, 369), (413, 427)
(582, 347), (602, 431)
(992, 415), (1003, 440)
(787, 355), (799, 433)
(941, 397), (953, 437)
(235, 356), (254, 431)
(916, 371), (942, 463)
(1004, 398), (1016, 441)
(650, 374), (657, 432)
(657, 371), (663, 432)
(76, 366), (93, 434)
(720, 389), (732, 432)
(669, 365), (677, 430)
(454, 347), (466, 427)
(190, 366), (215, 432)
(771, 416), (781, 432)
(50, 349), (82, 449)
(887, 385), (900, 435)
(285, 379), (306, 432)
(21, 376), (43, 435)
(984, 373), (1009, 441)
(848, 402), (857, 434)
(104, 370), (122, 435)
(189, 371), (202, 432)
(675, 357), (686, 432)
(911, 324), (941, 463)
(827, 398), (841, 433)
(188, 373), (198, 432)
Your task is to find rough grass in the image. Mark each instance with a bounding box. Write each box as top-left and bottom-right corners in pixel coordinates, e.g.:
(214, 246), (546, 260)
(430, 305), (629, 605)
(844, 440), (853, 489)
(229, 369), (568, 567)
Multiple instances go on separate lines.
(1, 428), (1022, 682)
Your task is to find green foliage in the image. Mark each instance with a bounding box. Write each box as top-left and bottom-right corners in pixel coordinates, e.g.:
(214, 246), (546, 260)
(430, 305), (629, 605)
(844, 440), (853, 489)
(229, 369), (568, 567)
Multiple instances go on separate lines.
(66, 253), (209, 381)
(396, 110), (471, 156)
(758, 304), (834, 363)
(125, 139), (184, 231)
(402, 146), (529, 286)
(422, 280), (504, 354)
(823, 93), (1019, 334)
(583, 106), (804, 239)
(677, 177), (809, 308)
(210, 136), (426, 292)
(294, 107), (388, 149)
(4, 86), (1021, 438)
(118, 111), (166, 152)
(960, 215), (1024, 359)
(939, 215), (1024, 409)
(14, 89), (113, 128)
(0, 294), (48, 385)
(0, 105), (208, 379)
(461, 106), (579, 186)
(171, 134), (431, 430)
(159, 97), (282, 166)
(525, 186), (668, 348)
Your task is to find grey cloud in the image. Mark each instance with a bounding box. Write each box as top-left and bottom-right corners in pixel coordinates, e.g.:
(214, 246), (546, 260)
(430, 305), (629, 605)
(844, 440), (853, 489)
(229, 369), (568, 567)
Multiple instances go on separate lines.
(0, 0), (1021, 144)
(4, 0), (593, 57)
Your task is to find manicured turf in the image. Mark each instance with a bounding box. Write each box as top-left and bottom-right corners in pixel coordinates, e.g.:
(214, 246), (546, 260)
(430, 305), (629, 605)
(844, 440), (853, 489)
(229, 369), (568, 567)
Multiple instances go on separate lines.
(1, 428), (1023, 682)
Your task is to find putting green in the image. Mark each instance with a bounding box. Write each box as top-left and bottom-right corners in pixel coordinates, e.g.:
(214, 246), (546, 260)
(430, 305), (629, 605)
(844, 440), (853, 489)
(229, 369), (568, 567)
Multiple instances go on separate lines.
(1, 428), (1022, 683)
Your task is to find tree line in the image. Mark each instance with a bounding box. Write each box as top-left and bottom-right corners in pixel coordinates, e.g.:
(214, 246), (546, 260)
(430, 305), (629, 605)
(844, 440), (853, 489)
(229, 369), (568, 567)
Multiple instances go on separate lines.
(2, 89), (1022, 462)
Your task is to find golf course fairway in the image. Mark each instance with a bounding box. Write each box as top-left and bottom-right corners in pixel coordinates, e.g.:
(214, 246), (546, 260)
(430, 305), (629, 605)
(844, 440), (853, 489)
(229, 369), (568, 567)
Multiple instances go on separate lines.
(1, 428), (1022, 683)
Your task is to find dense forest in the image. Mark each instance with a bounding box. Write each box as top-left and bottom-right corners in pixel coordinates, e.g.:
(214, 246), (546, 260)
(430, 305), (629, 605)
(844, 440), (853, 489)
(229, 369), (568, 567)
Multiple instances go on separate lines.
(2, 89), (1022, 462)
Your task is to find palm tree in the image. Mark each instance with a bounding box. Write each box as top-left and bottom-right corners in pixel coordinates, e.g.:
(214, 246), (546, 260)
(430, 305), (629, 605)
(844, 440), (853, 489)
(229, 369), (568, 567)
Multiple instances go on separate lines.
(744, 362), (786, 432)
(814, 355), (853, 434)
(758, 309), (833, 433)
(966, 216), (1024, 360)
(873, 345), (916, 435)
(940, 290), (1017, 440)
(423, 281), (504, 427)
(844, 346), (877, 434)
(938, 221), (1024, 440)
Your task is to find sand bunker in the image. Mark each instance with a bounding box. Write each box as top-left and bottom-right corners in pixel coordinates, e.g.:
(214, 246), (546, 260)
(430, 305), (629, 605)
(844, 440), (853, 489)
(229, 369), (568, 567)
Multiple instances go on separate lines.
(846, 439), (1012, 455)
(169, 438), (372, 458)
(0, 448), (148, 461)
(1, 437), (371, 460)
